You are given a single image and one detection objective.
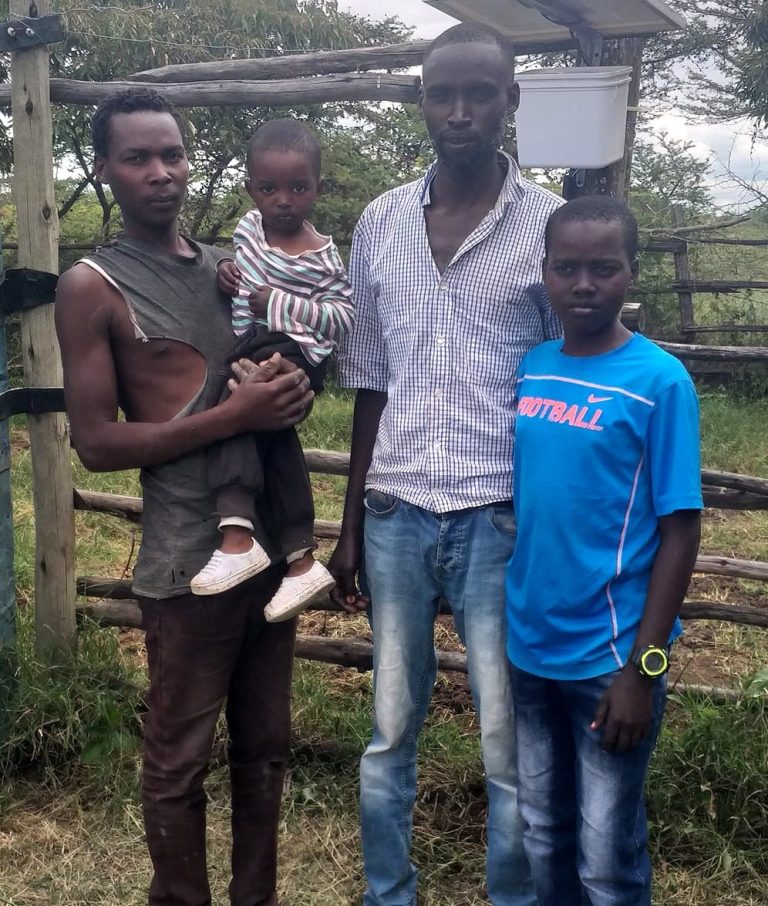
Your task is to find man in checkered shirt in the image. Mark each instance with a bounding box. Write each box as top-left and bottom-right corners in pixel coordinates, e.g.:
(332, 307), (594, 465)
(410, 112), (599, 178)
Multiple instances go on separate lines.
(329, 22), (563, 906)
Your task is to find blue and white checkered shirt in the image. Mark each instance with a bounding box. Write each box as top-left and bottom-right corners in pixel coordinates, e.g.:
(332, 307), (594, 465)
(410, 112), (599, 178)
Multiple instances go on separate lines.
(338, 153), (563, 513)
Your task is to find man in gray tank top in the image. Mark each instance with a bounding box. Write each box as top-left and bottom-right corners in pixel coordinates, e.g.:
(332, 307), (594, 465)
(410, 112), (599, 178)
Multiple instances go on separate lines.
(55, 88), (313, 906)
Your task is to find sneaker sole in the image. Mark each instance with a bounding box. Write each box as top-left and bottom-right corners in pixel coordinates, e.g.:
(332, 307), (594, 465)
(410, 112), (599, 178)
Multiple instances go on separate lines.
(190, 554), (271, 596)
(264, 574), (336, 623)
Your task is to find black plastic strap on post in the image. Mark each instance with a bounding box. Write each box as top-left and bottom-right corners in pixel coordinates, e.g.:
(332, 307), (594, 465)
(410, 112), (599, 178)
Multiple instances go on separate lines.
(0, 268), (58, 316)
(0, 13), (66, 52)
(0, 387), (66, 420)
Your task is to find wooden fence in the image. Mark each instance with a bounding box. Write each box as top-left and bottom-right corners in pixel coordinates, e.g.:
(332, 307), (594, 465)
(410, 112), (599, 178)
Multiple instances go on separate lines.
(67, 449), (768, 700)
(1, 16), (767, 671)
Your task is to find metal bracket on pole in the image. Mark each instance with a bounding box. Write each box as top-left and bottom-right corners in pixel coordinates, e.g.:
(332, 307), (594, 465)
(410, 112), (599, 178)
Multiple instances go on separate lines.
(570, 23), (604, 67)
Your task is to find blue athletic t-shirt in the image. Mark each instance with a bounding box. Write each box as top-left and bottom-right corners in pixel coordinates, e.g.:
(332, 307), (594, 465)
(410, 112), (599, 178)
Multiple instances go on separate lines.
(505, 333), (703, 680)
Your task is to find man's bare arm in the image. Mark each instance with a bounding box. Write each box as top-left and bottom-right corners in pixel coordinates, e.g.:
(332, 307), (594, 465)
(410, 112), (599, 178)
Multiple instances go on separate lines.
(55, 266), (313, 472)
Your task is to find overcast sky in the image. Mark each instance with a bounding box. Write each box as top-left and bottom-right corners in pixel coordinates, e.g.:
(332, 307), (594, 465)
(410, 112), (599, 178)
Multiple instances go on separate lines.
(340, 0), (767, 211)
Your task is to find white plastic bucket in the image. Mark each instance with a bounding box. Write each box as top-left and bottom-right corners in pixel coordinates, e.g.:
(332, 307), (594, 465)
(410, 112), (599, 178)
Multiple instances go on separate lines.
(515, 66), (633, 169)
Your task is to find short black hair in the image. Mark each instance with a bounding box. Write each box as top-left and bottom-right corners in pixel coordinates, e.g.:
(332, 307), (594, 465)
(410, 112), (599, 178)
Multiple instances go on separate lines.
(91, 87), (187, 158)
(545, 195), (639, 261)
(247, 119), (322, 178)
(423, 22), (515, 73)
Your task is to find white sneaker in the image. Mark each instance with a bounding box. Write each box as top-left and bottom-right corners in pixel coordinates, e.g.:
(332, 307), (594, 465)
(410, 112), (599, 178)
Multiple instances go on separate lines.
(190, 539), (271, 596)
(264, 561), (335, 623)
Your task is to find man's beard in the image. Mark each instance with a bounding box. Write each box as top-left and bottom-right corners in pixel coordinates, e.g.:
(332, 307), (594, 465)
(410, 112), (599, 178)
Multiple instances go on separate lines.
(432, 129), (501, 173)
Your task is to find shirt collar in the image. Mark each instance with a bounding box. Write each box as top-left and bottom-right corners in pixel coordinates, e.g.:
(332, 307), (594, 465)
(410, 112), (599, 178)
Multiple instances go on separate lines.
(419, 151), (525, 209)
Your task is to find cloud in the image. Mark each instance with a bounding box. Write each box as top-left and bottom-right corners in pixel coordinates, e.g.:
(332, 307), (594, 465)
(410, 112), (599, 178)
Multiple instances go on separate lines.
(340, 0), (454, 37)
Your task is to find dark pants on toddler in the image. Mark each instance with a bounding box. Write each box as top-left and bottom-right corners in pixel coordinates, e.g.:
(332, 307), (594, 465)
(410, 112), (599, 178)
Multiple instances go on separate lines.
(207, 325), (328, 561)
(139, 565), (295, 906)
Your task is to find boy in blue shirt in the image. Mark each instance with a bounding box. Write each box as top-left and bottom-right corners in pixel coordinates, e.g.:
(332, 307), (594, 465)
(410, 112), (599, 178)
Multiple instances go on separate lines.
(505, 196), (702, 905)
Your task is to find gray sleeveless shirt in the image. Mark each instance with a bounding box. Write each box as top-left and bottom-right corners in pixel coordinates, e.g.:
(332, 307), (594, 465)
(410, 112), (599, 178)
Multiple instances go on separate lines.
(80, 236), (243, 599)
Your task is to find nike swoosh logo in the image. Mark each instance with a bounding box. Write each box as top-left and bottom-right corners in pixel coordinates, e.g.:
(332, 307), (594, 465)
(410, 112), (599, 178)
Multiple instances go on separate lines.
(587, 393), (613, 404)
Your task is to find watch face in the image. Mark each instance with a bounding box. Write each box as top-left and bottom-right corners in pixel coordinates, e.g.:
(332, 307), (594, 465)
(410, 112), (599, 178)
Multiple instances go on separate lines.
(641, 649), (667, 676)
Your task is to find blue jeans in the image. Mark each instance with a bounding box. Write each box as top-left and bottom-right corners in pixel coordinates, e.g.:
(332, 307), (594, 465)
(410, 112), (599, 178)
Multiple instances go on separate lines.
(510, 665), (667, 906)
(360, 492), (534, 906)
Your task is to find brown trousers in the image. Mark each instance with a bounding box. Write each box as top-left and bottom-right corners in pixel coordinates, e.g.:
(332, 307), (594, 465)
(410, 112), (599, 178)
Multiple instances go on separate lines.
(139, 565), (295, 906)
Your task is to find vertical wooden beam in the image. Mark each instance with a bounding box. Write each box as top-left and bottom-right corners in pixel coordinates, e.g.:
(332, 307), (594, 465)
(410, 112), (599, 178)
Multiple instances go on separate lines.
(562, 37), (646, 201)
(673, 204), (696, 342)
(612, 37), (645, 202)
(10, 0), (76, 654)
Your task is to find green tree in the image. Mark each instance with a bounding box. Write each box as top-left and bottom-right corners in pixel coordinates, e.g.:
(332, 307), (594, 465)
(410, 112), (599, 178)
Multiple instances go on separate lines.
(1, 0), (412, 241)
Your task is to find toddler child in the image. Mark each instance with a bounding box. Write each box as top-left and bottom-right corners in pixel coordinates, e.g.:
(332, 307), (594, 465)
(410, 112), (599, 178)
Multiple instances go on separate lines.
(191, 119), (354, 623)
(505, 196), (703, 905)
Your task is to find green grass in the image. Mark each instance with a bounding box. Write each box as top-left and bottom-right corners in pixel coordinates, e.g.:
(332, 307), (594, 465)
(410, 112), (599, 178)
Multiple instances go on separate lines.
(1, 389), (767, 904)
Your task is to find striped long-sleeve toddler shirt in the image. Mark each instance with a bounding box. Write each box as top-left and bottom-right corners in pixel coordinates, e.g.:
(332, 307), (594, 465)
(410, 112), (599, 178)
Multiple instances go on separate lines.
(231, 209), (354, 365)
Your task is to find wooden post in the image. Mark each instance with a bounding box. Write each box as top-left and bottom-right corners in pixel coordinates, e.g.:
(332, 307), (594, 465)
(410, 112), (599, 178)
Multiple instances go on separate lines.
(10, 0), (76, 653)
(562, 37), (646, 200)
(673, 204), (696, 342)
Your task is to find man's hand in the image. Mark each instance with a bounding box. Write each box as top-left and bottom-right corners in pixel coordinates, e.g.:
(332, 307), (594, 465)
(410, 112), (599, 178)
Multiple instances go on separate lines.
(590, 666), (655, 753)
(327, 531), (369, 614)
(248, 285), (273, 319)
(217, 259), (241, 296)
(225, 354), (314, 432)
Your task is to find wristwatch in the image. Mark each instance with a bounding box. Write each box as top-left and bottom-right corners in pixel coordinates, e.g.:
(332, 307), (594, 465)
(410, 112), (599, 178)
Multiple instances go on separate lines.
(630, 644), (669, 679)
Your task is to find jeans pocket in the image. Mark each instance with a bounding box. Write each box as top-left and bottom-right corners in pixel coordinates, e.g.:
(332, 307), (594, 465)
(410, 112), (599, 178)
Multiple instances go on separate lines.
(363, 489), (399, 517)
(488, 503), (517, 535)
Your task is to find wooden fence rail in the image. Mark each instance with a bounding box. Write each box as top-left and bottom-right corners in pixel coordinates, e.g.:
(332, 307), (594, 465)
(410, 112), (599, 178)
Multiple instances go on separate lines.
(73, 449), (768, 643)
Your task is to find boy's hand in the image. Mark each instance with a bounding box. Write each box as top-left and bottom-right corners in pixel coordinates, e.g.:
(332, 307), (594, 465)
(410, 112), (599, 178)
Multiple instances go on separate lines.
(248, 285), (273, 319)
(217, 259), (241, 296)
(590, 666), (655, 753)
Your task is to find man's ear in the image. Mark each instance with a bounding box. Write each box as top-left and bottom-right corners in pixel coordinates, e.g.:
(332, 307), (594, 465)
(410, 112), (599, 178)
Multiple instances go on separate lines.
(417, 81), (424, 112)
(541, 256), (548, 282)
(317, 177), (325, 196)
(630, 257), (640, 283)
(94, 155), (107, 184)
(244, 176), (254, 201)
(507, 80), (520, 115)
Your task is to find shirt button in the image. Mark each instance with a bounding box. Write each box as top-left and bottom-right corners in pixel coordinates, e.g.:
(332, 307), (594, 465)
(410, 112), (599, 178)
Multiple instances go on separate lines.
(434, 388), (443, 400)
(439, 283), (448, 292)
(435, 335), (445, 346)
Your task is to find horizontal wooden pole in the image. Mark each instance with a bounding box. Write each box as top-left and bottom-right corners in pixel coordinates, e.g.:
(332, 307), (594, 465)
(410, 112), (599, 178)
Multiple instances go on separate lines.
(73, 602), (761, 702)
(634, 279), (768, 295)
(0, 74), (420, 107)
(304, 448), (351, 475)
(76, 544), (768, 604)
(681, 601), (768, 628)
(681, 325), (768, 334)
(701, 468), (768, 497)
(658, 341), (768, 363)
(130, 41), (431, 83)
(702, 486), (768, 510)
(75, 599), (768, 651)
(694, 555), (768, 582)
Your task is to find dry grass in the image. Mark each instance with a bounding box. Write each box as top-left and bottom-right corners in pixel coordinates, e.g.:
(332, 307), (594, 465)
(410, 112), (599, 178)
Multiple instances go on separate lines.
(2, 394), (768, 905)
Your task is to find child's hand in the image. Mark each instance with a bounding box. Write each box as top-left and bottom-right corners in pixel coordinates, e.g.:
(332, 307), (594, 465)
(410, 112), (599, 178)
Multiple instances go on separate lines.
(217, 259), (241, 296)
(248, 285), (273, 319)
(590, 666), (655, 753)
